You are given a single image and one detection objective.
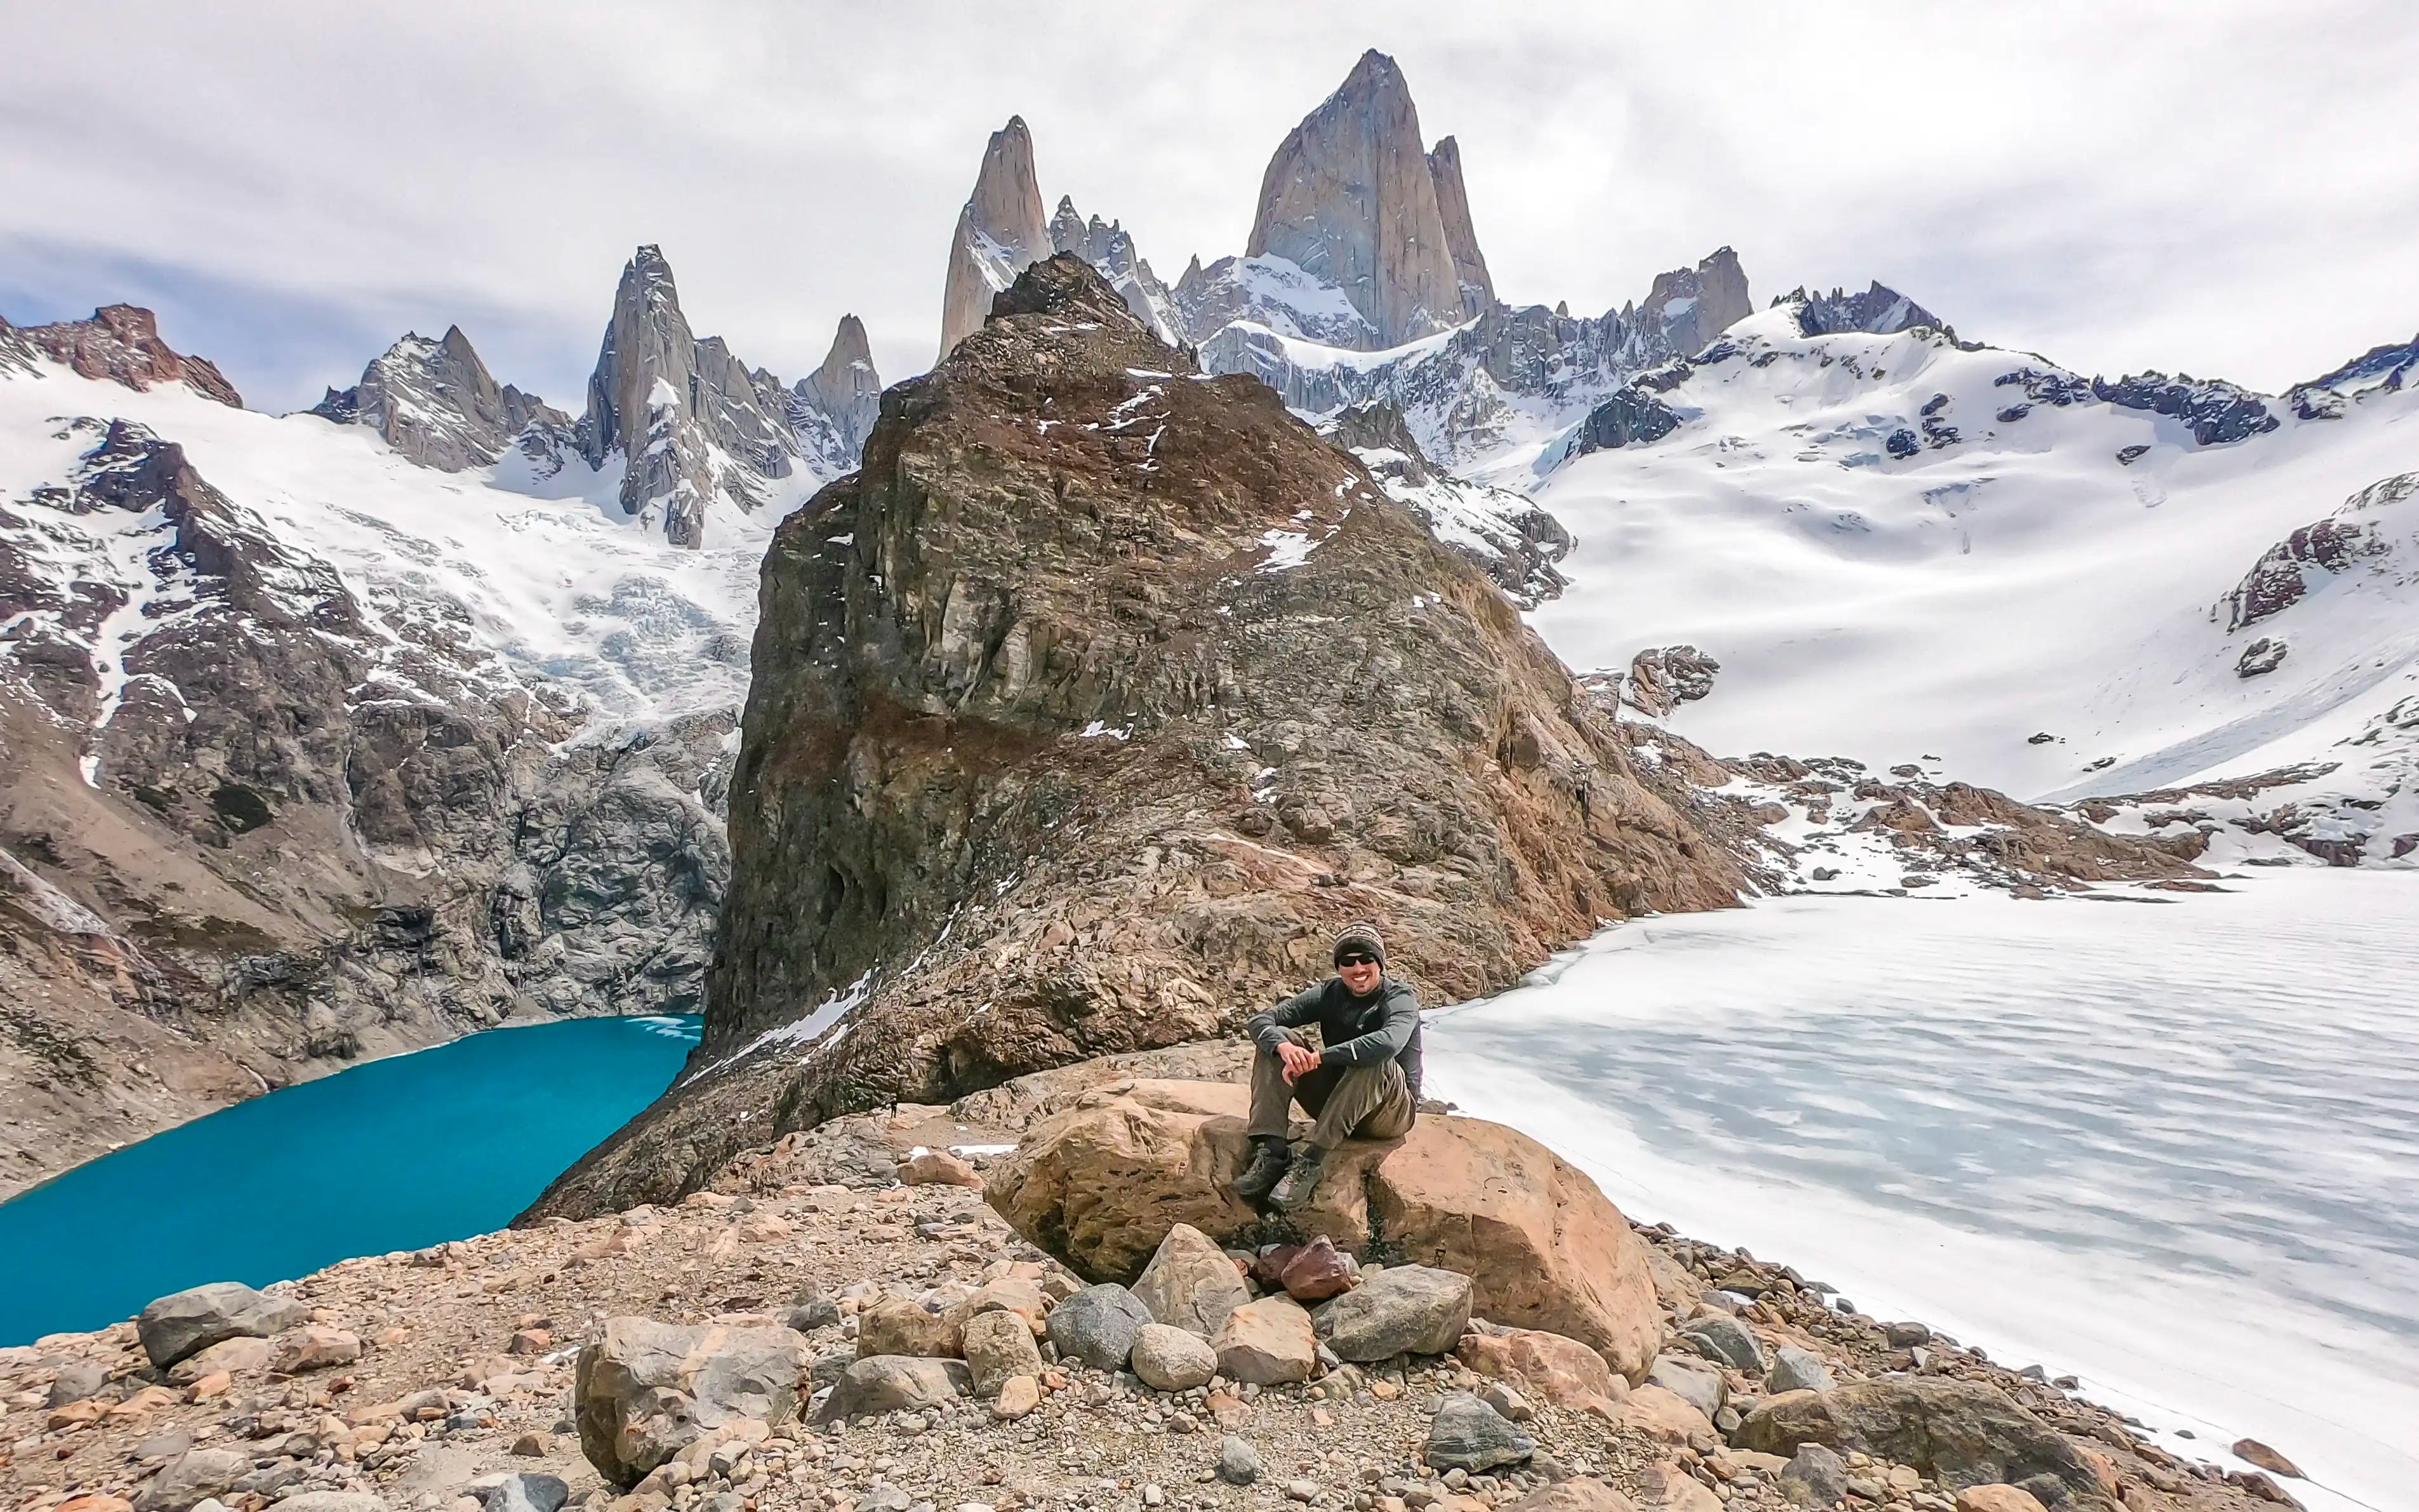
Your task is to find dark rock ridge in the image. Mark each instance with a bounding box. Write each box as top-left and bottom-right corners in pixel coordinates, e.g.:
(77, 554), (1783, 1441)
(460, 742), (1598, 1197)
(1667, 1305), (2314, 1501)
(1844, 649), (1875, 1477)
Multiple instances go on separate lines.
(2089, 371), (2277, 448)
(1316, 402), (1571, 606)
(1563, 388), (1683, 461)
(526, 255), (1764, 1219)
(0, 409), (730, 1195)
(2223, 471), (2412, 630)
(1780, 282), (1951, 340)
(8, 306), (242, 407)
(311, 325), (569, 472)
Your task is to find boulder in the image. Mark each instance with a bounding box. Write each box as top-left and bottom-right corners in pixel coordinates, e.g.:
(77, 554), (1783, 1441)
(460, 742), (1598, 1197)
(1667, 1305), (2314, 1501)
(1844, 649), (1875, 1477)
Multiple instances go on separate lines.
(1210, 1297), (1318, 1385)
(1046, 1283), (1152, 1372)
(484, 1475), (569, 1512)
(47, 1360), (112, 1404)
(1503, 1484), (1640, 1512)
(1131, 1223), (1249, 1337)
(1767, 1347), (1834, 1396)
(958, 1276), (1049, 1335)
(267, 1326), (362, 1374)
(856, 1296), (962, 1359)
(1130, 1323), (1218, 1392)
(1615, 1384), (1716, 1446)
(136, 1283), (311, 1369)
(134, 1448), (252, 1512)
(992, 1374), (1040, 1419)
(1427, 1391), (1535, 1472)
(2231, 1440), (2302, 1480)
(1646, 1355), (1725, 1422)
(812, 1356), (970, 1424)
(573, 1317), (810, 1485)
(1953, 1489), (2049, 1512)
(1737, 1379), (2112, 1502)
(1638, 1462), (1722, 1512)
(1313, 1264), (1470, 1360)
(1779, 1443), (1848, 1508)
(1459, 1328), (1621, 1408)
(986, 1082), (1663, 1379)
(898, 1150), (981, 1187)
(1678, 1313), (1764, 1373)
(1217, 1435), (1263, 1485)
(270, 1495), (390, 1512)
(960, 1311), (1045, 1396)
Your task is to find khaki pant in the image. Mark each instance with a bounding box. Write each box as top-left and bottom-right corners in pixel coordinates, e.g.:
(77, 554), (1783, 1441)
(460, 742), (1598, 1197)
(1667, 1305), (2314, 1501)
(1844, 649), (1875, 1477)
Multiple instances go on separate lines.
(1247, 1031), (1417, 1151)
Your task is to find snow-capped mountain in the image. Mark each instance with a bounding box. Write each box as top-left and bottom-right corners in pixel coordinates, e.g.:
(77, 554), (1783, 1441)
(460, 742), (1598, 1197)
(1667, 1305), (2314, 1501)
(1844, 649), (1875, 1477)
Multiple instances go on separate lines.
(1516, 304), (2419, 866)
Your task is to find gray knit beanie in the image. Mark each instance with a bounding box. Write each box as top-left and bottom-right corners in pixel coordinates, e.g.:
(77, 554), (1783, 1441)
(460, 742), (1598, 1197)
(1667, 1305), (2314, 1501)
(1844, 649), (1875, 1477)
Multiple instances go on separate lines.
(1331, 921), (1386, 967)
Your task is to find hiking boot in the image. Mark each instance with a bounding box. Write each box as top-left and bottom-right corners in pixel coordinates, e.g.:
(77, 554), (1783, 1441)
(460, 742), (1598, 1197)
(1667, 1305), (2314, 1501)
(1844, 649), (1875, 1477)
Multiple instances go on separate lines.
(1232, 1137), (1290, 1203)
(1269, 1146), (1327, 1211)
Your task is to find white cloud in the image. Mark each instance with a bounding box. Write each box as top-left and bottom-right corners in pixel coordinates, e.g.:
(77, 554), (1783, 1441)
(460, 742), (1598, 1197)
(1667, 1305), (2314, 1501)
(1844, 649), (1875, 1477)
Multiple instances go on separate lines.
(4, 1), (2413, 411)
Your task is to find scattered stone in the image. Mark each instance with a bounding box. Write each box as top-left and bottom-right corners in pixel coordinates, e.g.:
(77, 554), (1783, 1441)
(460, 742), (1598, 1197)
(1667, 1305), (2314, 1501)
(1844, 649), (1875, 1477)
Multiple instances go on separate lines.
(2233, 1440), (2303, 1478)
(785, 1294), (842, 1332)
(899, 1150), (981, 1187)
(1678, 1313), (1765, 1374)
(1479, 1382), (1534, 1422)
(961, 1310), (1046, 1395)
(960, 1275), (1050, 1334)
(1210, 1296), (1318, 1385)
(1638, 1462), (1723, 1512)
(1315, 1264), (1471, 1360)
(1647, 1355), (1725, 1422)
(508, 1431), (549, 1457)
(1952, 1488), (2049, 1512)
(1047, 1283), (1153, 1371)
(1883, 1322), (1931, 1348)
(1779, 1443), (1848, 1508)
(268, 1495), (388, 1512)
(812, 1356), (970, 1425)
(1766, 1346), (1836, 1396)
(1130, 1323), (1219, 1392)
(573, 1316), (811, 1483)
(136, 1283), (310, 1369)
(1501, 1483), (1641, 1511)
(1217, 1434), (1263, 1485)
(1428, 1391), (1535, 1472)
(1615, 1384), (1716, 1446)
(133, 1447), (253, 1512)
(267, 1325), (362, 1374)
(992, 1374), (1040, 1420)
(1132, 1223), (1250, 1336)
(1737, 1377), (2109, 1503)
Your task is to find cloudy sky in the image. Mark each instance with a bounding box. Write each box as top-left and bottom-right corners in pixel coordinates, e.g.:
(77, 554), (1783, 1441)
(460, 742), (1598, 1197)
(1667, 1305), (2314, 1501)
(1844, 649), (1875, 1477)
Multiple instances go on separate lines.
(6, 2), (2413, 413)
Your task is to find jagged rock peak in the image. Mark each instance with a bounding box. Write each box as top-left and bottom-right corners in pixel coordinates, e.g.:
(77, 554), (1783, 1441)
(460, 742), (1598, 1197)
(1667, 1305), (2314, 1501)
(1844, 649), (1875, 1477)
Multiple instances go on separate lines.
(938, 116), (1054, 361)
(1640, 247), (1753, 359)
(1781, 281), (1949, 341)
(796, 314), (883, 462)
(580, 244), (797, 548)
(1247, 49), (1466, 348)
(10, 305), (242, 407)
(312, 325), (565, 472)
(1046, 196), (1180, 343)
(984, 250), (1157, 335)
(1425, 136), (1492, 316)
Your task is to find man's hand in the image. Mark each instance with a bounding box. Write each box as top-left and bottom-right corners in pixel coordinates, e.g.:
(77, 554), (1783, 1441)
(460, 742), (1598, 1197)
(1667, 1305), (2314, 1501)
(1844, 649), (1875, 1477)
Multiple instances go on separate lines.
(1276, 1039), (1321, 1084)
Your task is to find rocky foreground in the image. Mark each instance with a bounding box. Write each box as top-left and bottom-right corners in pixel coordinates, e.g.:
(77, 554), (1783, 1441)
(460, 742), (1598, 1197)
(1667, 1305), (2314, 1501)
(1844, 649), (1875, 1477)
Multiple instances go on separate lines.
(3, 1045), (2300, 1512)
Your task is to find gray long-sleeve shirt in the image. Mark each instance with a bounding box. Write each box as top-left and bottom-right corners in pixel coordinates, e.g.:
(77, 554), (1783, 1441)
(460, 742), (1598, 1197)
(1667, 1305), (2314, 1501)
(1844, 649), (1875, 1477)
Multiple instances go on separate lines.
(1247, 976), (1423, 1101)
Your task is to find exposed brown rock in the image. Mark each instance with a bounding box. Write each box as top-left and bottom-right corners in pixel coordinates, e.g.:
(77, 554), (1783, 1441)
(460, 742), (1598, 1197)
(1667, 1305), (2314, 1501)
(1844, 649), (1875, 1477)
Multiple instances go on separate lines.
(527, 255), (1752, 1219)
(17, 306), (242, 407)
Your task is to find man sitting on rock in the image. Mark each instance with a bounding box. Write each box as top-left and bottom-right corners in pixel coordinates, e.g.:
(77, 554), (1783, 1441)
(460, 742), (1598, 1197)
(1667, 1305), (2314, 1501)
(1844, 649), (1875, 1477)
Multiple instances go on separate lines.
(1233, 921), (1421, 1210)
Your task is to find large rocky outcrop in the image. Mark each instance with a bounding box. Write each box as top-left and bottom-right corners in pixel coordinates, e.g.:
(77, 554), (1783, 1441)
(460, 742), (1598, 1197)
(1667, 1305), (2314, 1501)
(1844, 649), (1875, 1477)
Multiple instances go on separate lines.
(937, 116), (1054, 362)
(13, 305), (242, 407)
(579, 246), (800, 547)
(1318, 401), (1570, 605)
(310, 326), (568, 472)
(981, 1078), (1666, 1382)
(0, 409), (731, 1195)
(526, 255), (1756, 1218)
(1245, 50), (1467, 349)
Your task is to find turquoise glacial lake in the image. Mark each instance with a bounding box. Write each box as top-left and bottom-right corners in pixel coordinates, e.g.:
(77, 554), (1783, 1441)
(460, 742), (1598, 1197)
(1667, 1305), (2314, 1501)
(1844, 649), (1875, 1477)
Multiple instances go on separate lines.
(0, 1014), (698, 1347)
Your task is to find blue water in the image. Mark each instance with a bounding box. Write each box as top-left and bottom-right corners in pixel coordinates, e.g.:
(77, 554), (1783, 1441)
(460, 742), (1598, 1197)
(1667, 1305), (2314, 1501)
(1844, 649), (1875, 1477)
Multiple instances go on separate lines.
(0, 1014), (698, 1346)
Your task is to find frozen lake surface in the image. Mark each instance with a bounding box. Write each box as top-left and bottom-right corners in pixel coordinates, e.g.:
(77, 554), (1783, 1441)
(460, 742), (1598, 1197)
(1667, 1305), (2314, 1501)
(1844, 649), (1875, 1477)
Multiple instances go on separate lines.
(1423, 870), (2418, 1512)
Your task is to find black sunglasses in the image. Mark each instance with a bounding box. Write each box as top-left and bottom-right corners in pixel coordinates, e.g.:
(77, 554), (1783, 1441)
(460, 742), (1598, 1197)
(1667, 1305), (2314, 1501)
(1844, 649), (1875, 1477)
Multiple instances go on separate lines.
(1336, 951), (1378, 967)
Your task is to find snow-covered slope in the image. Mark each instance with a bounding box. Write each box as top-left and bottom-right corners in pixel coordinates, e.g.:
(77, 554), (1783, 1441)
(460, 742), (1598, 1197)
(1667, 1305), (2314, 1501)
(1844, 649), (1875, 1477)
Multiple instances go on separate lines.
(1511, 305), (2419, 865)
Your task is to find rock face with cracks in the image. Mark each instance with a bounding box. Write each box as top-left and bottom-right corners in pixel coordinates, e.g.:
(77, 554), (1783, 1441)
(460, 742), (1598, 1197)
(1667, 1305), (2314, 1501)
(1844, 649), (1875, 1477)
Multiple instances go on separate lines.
(530, 253), (1754, 1220)
(571, 1317), (810, 1486)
